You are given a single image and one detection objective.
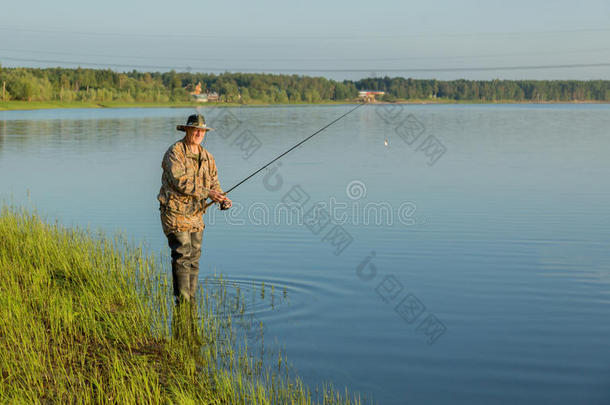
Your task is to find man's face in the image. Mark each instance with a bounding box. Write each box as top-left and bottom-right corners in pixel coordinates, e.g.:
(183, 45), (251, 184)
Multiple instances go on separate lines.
(186, 128), (207, 144)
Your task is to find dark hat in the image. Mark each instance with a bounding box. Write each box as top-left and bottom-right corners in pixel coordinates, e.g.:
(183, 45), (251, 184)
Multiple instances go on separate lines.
(177, 114), (215, 132)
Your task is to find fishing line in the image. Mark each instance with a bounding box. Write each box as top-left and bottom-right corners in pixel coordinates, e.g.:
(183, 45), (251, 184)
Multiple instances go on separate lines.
(205, 102), (365, 208)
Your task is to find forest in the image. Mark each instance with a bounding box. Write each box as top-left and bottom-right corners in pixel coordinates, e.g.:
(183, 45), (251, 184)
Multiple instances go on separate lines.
(1, 66), (609, 103)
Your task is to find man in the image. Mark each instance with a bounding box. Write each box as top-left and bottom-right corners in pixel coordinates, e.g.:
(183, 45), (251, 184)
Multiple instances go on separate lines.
(158, 113), (232, 307)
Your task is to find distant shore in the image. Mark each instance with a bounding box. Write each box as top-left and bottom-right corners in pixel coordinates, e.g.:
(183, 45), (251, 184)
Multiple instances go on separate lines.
(1, 99), (609, 111)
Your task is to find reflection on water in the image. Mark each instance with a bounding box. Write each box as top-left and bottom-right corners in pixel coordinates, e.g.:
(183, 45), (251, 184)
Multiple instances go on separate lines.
(1, 105), (610, 405)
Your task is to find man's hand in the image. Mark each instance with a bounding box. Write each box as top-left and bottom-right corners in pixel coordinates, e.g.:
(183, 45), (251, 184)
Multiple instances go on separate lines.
(220, 198), (232, 210)
(207, 190), (232, 210)
(207, 190), (227, 203)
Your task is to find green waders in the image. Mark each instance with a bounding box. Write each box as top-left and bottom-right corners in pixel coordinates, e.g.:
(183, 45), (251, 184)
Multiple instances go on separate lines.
(166, 230), (203, 340)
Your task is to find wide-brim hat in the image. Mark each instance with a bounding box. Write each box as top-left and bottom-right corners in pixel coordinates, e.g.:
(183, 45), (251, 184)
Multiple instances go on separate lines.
(177, 113), (215, 131)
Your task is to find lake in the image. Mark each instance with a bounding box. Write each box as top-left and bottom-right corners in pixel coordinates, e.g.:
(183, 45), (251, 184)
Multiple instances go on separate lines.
(1, 104), (609, 404)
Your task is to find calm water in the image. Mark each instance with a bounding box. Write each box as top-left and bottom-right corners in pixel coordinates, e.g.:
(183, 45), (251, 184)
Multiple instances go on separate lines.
(1, 104), (609, 404)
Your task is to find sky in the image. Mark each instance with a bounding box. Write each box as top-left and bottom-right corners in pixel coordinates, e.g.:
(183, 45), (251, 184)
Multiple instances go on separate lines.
(1, 0), (610, 80)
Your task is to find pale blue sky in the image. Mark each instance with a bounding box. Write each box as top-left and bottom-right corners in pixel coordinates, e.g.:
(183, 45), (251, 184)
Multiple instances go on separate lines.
(1, 0), (609, 80)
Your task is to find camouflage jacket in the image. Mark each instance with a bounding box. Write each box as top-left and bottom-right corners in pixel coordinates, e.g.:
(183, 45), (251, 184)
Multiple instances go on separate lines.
(157, 138), (224, 235)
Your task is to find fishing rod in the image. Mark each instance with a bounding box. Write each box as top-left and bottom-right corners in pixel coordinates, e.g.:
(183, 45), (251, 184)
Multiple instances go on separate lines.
(205, 102), (366, 209)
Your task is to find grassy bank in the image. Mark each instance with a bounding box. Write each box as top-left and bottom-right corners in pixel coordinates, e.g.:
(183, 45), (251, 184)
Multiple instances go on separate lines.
(0, 207), (363, 404)
(0, 101), (211, 111)
(0, 100), (354, 111)
(1, 98), (608, 111)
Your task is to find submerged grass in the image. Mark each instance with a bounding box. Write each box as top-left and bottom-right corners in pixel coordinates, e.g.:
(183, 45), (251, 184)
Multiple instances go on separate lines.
(0, 207), (365, 404)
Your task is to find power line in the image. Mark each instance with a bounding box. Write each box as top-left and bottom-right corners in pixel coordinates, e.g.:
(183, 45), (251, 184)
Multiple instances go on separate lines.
(1, 46), (610, 63)
(2, 25), (610, 40)
(1, 55), (610, 73)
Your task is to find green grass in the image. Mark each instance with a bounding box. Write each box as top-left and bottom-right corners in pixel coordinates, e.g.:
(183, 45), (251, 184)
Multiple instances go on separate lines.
(0, 100), (356, 111)
(0, 101), (207, 111)
(2, 98), (606, 111)
(0, 206), (365, 404)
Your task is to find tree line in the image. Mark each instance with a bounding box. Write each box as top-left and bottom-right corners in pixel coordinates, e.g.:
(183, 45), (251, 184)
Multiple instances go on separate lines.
(1, 66), (609, 103)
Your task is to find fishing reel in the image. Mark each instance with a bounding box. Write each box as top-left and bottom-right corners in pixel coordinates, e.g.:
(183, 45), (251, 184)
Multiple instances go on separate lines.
(202, 198), (230, 210)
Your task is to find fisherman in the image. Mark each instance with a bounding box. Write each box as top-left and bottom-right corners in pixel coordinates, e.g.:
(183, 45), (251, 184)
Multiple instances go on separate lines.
(158, 113), (232, 308)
